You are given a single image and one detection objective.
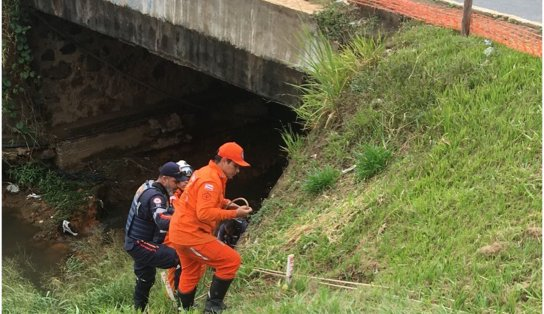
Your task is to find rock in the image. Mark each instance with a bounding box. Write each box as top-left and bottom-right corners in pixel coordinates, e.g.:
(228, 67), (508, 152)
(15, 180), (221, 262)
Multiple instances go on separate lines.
(16, 147), (30, 156)
(39, 149), (57, 160)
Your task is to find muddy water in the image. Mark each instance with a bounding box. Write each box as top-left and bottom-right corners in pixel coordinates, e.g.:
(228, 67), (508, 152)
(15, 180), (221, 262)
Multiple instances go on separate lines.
(2, 203), (69, 289)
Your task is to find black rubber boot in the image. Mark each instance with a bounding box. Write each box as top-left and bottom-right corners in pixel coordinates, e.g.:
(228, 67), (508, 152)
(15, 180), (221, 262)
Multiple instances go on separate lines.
(174, 266), (182, 292)
(204, 276), (233, 314)
(176, 287), (197, 311)
(134, 277), (154, 312)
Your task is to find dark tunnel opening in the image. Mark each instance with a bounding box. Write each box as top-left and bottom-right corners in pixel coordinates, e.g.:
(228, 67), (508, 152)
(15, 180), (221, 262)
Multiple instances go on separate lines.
(25, 12), (304, 230)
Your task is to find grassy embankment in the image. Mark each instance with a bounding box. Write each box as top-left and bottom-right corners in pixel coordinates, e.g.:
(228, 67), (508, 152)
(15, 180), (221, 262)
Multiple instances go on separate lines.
(3, 21), (541, 313)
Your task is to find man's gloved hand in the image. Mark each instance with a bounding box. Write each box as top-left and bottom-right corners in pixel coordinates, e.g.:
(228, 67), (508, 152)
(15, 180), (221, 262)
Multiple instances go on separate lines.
(235, 206), (252, 218)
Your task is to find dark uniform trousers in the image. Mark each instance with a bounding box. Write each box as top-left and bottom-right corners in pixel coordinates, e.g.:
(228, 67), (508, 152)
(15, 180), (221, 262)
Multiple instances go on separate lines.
(126, 239), (178, 309)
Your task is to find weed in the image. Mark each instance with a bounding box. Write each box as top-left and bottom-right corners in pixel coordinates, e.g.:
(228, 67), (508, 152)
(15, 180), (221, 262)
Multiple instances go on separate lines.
(355, 144), (392, 181)
(315, 2), (356, 45)
(315, 2), (382, 46)
(280, 125), (304, 160)
(303, 166), (340, 194)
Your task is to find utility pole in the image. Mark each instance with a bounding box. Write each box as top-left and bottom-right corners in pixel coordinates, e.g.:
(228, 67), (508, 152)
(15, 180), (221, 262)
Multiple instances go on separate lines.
(461, 0), (473, 36)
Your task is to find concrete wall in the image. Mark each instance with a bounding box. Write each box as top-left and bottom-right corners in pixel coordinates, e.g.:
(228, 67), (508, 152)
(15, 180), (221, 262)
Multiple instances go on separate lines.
(30, 0), (321, 106)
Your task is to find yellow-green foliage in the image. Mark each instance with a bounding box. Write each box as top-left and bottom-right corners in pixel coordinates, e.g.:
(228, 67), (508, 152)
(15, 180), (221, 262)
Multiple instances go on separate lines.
(295, 33), (384, 129)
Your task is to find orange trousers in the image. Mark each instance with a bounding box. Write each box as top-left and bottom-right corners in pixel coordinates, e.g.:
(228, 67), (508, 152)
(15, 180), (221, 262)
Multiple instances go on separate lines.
(166, 266), (180, 294)
(172, 239), (241, 293)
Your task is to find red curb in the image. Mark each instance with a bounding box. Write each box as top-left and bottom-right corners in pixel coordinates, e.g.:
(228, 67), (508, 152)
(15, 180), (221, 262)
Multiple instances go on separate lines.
(350, 0), (542, 57)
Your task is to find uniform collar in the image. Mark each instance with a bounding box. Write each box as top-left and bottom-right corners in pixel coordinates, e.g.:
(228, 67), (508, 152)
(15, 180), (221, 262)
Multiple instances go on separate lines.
(151, 180), (169, 196)
(208, 160), (227, 182)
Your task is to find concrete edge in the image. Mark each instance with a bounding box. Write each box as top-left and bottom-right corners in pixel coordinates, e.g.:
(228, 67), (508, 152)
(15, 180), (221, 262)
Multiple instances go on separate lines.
(436, 0), (542, 29)
(264, 0), (323, 14)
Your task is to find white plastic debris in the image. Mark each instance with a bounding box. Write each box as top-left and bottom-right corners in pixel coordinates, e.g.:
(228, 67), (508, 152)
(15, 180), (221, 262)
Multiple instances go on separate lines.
(484, 47), (495, 57)
(62, 220), (78, 236)
(26, 193), (42, 200)
(6, 183), (20, 193)
(341, 165), (357, 174)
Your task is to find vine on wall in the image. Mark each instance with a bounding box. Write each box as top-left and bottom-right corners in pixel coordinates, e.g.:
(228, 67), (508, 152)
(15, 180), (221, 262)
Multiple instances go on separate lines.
(2, 0), (42, 147)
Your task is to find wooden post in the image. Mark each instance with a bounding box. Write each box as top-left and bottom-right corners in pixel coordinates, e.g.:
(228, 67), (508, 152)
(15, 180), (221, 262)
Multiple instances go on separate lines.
(461, 0), (473, 36)
(285, 254), (294, 285)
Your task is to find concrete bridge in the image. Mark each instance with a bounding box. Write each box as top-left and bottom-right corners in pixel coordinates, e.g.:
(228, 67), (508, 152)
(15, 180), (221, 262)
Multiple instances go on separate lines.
(30, 0), (322, 106)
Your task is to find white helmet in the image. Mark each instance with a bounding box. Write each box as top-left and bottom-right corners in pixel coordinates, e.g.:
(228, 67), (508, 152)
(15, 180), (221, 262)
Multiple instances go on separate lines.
(176, 160), (193, 181)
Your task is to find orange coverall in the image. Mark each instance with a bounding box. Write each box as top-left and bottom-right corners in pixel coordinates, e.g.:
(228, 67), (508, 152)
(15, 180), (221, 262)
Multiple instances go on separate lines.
(164, 188), (185, 293)
(168, 161), (240, 293)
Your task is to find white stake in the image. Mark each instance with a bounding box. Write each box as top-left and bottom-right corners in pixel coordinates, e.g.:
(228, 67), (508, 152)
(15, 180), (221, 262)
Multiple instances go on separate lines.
(285, 254), (294, 285)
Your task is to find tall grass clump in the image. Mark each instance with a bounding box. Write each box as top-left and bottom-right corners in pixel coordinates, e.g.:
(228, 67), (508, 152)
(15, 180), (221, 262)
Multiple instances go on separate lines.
(303, 166), (340, 194)
(280, 125), (304, 161)
(295, 32), (384, 129)
(295, 32), (356, 128)
(355, 144), (392, 181)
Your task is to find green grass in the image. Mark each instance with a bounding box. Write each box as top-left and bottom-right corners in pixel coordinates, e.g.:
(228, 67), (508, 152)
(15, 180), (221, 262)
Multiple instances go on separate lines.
(244, 22), (541, 314)
(8, 162), (93, 219)
(3, 22), (540, 314)
(280, 126), (305, 162)
(303, 166), (340, 194)
(355, 144), (392, 181)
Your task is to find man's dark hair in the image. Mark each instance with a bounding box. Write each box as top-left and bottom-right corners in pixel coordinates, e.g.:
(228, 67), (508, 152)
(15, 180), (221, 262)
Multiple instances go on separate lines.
(213, 155), (234, 164)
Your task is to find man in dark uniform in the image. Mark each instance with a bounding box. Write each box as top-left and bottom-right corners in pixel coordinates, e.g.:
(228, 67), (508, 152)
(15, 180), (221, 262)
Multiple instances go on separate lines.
(124, 161), (193, 311)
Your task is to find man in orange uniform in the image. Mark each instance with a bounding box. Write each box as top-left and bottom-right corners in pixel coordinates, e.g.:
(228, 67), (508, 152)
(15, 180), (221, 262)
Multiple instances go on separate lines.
(162, 160), (194, 301)
(169, 142), (253, 313)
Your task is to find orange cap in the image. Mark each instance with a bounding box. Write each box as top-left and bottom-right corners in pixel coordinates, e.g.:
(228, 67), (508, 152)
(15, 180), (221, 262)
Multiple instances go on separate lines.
(217, 142), (250, 167)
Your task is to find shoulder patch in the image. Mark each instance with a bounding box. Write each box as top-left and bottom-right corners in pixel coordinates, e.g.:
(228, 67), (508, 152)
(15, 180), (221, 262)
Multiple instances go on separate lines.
(204, 183), (214, 191)
(153, 197), (163, 205)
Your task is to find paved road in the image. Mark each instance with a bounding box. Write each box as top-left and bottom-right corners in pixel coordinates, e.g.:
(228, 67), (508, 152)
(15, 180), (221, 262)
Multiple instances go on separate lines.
(449, 0), (541, 23)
